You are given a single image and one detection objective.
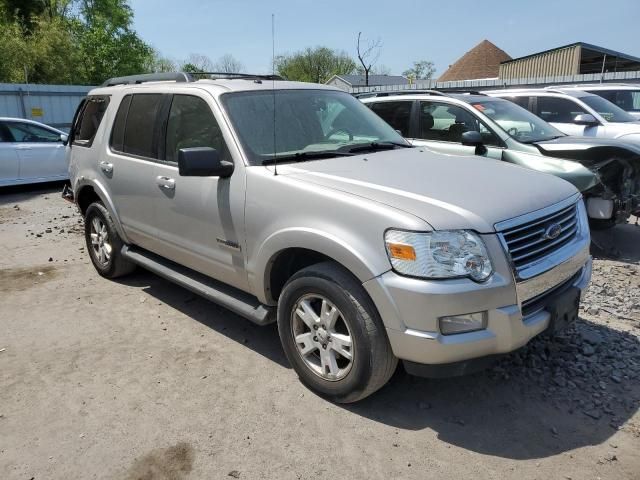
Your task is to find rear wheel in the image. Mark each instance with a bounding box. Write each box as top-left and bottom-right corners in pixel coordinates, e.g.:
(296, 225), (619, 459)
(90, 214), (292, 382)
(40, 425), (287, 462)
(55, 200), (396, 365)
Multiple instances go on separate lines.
(277, 262), (397, 403)
(84, 202), (135, 278)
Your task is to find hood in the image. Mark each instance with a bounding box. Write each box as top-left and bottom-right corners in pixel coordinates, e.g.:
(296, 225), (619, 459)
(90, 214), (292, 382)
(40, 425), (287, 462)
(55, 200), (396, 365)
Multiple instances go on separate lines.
(281, 148), (578, 233)
(535, 135), (640, 156)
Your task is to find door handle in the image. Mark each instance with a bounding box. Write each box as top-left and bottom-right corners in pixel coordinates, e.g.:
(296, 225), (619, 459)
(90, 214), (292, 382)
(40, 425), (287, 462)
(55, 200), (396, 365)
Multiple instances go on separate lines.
(99, 161), (113, 174)
(156, 176), (175, 190)
(16, 145), (33, 150)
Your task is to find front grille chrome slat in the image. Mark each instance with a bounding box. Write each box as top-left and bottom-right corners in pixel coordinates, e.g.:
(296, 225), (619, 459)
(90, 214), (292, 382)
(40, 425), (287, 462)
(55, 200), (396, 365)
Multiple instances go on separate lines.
(499, 203), (579, 273)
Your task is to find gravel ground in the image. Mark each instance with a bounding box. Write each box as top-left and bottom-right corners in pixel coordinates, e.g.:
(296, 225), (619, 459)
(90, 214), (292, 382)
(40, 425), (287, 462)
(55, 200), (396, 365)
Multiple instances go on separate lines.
(1, 183), (639, 480)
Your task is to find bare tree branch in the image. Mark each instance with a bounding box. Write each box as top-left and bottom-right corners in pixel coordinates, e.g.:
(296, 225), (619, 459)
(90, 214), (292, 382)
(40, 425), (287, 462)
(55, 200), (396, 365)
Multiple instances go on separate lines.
(356, 32), (382, 86)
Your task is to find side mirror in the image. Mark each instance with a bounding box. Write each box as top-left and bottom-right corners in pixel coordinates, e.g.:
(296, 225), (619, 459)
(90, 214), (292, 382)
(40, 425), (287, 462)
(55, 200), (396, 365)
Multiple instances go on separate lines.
(573, 113), (599, 126)
(461, 130), (488, 155)
(461, 130), (483, 146)
(178, 147), (234, 178)
(60, 134), (69, 145)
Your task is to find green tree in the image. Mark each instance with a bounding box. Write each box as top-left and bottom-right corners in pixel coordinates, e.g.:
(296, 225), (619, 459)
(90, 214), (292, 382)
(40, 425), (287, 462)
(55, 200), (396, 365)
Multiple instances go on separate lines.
(276, 47), (356, 83)
(0, 0), (153, 85)
(402, 60), (436, 80)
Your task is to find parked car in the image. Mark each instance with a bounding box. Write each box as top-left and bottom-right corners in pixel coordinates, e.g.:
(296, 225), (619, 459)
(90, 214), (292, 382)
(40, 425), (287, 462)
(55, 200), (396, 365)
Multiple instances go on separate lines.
(361, 92), (640, 227)
(485, 88), (640, 142)
(67, 72), (591, 402)
(0, 117), (68, 187)
(561, 84), (640, 120)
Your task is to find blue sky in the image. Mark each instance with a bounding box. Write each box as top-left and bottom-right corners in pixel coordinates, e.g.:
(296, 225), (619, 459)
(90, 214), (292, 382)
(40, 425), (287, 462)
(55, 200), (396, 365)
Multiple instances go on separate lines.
(129, 0), (639, 77)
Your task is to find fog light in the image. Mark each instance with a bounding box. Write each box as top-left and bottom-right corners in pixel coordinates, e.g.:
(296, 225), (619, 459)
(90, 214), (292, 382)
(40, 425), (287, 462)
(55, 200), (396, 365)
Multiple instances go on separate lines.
(439, 312), (487, 335)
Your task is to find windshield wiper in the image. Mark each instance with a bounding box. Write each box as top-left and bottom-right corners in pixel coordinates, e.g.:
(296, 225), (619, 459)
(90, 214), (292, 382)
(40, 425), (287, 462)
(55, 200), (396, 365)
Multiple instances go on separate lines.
(261, 150), (354, 165)
(341, 141), (412, 154)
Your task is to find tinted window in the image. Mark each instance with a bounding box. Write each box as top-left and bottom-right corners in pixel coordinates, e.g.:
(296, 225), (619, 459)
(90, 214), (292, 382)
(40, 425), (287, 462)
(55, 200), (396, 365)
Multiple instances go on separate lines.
(537, 97), (586, 123)
(368, 101), (412, 137)
(509, 96), (531, 110)
(419, 102), (500, 145)
(122, 94), (163, 158)
(586, 90), (640, 112)
(0, 123), (12, 142)
(165, 95), (229, 163)
(73, 96), (109, 146)
(580, 95), (636, 123)
(110, 95), (132, 152)
(5, 122), (60, 142)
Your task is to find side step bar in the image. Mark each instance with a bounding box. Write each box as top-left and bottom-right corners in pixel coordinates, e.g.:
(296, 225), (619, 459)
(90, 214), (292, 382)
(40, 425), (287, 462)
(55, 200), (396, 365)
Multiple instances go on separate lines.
(121, 245), (274, 326)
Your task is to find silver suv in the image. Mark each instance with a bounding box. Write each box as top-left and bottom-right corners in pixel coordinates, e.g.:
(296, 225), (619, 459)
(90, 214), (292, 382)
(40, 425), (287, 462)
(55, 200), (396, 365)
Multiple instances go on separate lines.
(66, 72), (592, 402)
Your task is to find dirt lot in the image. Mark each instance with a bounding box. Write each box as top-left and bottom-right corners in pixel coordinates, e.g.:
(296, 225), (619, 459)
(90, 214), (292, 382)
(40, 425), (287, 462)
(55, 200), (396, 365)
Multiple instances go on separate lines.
(1, 183), (639, 480)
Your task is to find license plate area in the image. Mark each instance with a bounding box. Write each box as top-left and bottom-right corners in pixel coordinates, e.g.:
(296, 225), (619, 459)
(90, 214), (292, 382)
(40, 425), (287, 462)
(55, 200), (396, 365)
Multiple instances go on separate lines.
(546, 286), (580, 334)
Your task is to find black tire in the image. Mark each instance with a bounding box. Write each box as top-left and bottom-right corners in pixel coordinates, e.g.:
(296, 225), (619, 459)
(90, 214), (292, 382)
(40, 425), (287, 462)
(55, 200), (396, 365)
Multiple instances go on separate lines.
(84, 202), (135, 279)
(277, 261), (397, 403)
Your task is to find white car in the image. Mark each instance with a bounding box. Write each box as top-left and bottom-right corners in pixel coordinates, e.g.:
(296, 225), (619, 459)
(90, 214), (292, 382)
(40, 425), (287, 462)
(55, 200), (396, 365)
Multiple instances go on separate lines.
(485, 88), (640, 144)
(0, 117), (69, 187)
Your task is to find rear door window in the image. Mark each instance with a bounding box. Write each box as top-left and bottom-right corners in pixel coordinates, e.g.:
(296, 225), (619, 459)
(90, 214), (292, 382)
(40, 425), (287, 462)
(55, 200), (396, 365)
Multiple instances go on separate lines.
(120, 94), (164, 159)
(536, 96), (586, 123)
(73, 96), (110, 147)
(368, 101), (412, 137)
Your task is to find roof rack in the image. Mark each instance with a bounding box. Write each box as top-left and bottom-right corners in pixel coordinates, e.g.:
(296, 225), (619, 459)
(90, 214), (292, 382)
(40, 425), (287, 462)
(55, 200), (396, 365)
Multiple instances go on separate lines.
(191, 72), (284, 81)
(101, 72), (194, 87)
(353, 89), (447, 99)
(446, 90), (487, 96)
(101, 71), (283, 87)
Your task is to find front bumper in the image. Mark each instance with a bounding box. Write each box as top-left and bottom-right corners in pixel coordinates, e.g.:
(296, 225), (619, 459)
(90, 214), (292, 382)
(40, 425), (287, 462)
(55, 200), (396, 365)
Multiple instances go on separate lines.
(363, 231), (591, 372)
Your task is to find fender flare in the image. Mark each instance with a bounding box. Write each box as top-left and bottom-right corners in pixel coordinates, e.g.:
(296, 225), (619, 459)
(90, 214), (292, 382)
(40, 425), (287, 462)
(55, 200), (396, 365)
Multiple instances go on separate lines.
(75, 177), (131, 244)
(251, 227), (386, 305)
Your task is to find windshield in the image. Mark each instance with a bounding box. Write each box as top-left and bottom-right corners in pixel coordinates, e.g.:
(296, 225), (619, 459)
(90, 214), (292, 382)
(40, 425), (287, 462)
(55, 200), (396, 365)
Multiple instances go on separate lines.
(469, 99), (566, 143)
(580, 95), (636, 123)
(221, 89), (407, 165)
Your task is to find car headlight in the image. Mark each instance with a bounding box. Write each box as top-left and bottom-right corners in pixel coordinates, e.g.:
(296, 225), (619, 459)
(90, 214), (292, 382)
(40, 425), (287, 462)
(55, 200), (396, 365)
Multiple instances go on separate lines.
(384, 230), (493, 281)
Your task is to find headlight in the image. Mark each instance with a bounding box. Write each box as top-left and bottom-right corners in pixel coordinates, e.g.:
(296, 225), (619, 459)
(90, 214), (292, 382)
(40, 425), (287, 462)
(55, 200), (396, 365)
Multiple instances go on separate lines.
(384, 229), (493, 281)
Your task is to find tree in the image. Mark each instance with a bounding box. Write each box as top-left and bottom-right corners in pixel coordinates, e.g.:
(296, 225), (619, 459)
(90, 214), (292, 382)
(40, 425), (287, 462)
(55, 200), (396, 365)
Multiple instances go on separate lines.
(213, 54), (244, 73)
(356, 32), (382, 86)
(181, 53), (214, 73)
(276, 47), (356, 83)
(0, 0), (154, 84)
(146, 49), (177, 73)
(402, 60), (435, 81)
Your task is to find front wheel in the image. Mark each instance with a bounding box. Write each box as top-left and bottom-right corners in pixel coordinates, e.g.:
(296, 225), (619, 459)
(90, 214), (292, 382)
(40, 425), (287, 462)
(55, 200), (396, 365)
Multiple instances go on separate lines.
(277, 262), (397, 403)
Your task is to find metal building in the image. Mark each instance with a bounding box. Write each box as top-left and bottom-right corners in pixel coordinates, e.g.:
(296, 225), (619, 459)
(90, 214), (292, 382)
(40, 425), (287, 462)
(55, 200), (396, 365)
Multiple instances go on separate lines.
(499, 42), (640, 80)
(0, 83), (92, 131)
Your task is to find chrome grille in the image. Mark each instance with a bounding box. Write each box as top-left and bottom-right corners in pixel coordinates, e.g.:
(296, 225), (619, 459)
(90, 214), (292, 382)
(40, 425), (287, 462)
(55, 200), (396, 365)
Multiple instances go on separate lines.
(499, 202), (579, 272)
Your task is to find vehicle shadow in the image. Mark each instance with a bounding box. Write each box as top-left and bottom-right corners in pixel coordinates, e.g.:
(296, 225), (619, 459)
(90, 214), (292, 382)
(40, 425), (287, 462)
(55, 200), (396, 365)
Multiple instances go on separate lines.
(591, 215), (640, 262)
(117, 269), (639, 460)
(115, 270), (289, 369)
(342, 318), (640, 460)
(0, 181), (67, 206)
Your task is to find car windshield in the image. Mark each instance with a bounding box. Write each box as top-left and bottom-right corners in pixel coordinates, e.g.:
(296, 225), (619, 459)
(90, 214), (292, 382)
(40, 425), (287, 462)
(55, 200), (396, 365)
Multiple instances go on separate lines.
(580, 95), (636, 123)
(469, 99), (566, 143)
(221, 89), (408, 165)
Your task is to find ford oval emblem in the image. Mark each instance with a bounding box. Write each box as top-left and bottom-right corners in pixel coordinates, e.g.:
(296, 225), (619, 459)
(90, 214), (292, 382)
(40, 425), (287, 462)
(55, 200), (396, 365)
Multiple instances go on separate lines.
(543, 223), (562, 240)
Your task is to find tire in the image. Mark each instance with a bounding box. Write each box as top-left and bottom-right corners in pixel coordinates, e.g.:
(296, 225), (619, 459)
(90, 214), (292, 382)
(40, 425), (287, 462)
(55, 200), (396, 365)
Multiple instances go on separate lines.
(277, 261), (397, 403)
(84, 202), (135, 279)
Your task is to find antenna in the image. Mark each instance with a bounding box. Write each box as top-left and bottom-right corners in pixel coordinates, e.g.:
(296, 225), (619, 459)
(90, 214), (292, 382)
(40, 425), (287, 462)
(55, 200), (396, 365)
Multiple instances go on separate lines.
(271, 13), (278, 176)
